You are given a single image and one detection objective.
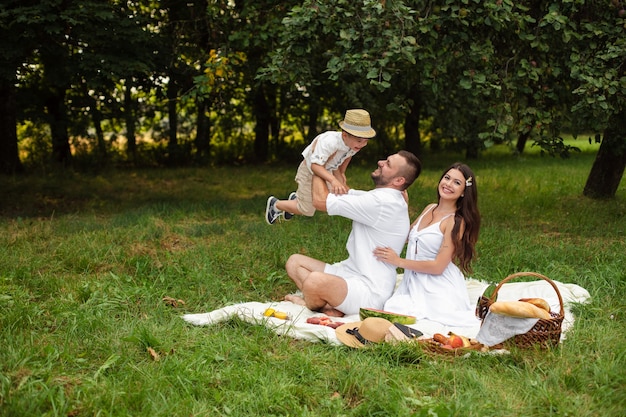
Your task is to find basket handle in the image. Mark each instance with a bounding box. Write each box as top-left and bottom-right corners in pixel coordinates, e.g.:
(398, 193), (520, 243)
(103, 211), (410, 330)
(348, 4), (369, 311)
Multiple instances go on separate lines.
(488, 272), (565, 316)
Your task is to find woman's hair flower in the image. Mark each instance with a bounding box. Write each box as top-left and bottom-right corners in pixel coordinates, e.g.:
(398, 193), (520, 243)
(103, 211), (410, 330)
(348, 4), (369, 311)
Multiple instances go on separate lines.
(465, 176), (473, 187)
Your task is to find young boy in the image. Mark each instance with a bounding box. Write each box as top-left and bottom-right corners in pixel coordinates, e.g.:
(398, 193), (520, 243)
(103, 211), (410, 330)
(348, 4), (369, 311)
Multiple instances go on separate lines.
(265, 109), (376, 224)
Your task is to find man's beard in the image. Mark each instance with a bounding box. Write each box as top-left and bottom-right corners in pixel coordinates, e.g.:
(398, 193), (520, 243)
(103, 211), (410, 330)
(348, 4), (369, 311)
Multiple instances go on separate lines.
(371, 171), (388, 187)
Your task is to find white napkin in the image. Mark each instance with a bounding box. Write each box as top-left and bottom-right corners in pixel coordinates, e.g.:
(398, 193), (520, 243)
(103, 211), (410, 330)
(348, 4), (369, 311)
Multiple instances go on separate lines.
(476, 312), (539, 347)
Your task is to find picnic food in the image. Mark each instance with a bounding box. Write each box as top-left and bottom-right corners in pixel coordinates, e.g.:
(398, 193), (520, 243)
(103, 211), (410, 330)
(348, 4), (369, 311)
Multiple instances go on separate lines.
(272, 311), (289, 320)
(359, 307), (416, 325)
(424, 332), (483, 353)
(263, 308), (289, 320)
(434, 332), (471, 348)
(306, 316), (344, 329)
(489, 300), (552, 320)
(448, 334), (464, 348)
(451, 332), (472, 348)
(519, 297), (551, 313)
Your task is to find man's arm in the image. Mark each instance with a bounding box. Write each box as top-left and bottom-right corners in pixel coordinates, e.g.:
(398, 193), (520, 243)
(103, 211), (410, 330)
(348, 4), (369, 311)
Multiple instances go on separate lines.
(312, 174), (329, 212)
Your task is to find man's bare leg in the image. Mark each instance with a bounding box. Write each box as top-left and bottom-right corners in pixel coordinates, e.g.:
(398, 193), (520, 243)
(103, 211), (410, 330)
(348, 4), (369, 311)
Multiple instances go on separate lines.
(298, 271), (348, 313)
(285, 254), (326, 292)
(284, 295), (345, 317)
(284, 254), (348, 315)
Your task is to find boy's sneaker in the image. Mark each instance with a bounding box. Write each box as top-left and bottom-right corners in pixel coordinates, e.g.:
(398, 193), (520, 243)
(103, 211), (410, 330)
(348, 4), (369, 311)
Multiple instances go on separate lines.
(283, 192), (297, 220)
(265, 196), (282, 225)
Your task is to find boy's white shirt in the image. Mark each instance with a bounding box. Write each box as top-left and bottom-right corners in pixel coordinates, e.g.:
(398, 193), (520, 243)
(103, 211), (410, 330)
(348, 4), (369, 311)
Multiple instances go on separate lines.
(302, 131), (357, 173)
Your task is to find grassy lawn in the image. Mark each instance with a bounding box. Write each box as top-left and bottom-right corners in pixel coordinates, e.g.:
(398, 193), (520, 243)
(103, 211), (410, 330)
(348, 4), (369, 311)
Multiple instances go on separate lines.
(1, 142), (625, 416)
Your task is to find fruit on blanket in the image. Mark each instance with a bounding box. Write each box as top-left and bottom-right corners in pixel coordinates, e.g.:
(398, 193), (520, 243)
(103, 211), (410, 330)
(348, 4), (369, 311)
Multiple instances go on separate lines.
(489, 300), (552, 320)
(306, 316), (344, 329)
(359, 308), (416, 325)
(319, 317), (332, 326)
(433, 333), (449, 344)
(519, 297), (551, 313)
(272, 311), (289, 320)
(263, 308), (289, 320)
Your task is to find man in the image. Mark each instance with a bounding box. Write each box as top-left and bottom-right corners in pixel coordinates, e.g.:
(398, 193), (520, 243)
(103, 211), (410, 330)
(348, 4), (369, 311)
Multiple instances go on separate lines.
(284, 150), (422, 316)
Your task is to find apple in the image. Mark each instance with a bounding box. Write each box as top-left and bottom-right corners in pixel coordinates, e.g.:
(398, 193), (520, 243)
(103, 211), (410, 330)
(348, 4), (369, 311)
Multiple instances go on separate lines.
(448, 334), (464, 348)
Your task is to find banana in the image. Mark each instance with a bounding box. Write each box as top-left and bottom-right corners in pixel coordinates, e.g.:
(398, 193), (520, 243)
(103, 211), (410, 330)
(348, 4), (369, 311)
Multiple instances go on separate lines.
(272, 311), (289, 320)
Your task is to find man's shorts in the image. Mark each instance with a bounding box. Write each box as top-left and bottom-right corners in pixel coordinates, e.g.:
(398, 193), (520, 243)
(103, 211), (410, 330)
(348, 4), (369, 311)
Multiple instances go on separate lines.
(324, 262), (383, 316)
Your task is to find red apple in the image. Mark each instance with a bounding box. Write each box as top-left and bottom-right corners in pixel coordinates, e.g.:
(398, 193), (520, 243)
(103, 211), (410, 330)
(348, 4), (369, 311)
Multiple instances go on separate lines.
(448, 334), (464, 348)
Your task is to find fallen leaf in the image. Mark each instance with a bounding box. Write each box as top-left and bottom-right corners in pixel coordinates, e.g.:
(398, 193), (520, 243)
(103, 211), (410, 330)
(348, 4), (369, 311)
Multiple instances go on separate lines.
(162, 296), (185, 308)
(147, 347), (160, 361)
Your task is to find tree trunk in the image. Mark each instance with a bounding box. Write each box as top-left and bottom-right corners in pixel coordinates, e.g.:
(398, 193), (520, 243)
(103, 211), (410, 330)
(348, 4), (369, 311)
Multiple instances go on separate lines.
(583, 111), (626, 199)
(90, 98), (107, 164)
(45, 88), (72, 166)
(465, 142), (481, 159)
(167, 75), (180, 165)
(0, 79), (23, 174)
(516, 130), (530, 154)
(252, 84), (270, 162)
(124, 84), (137, 163)
(267, 86), (279, 146)
(306, 101), (319, 143)
(404, 86), (422, 158)
(195, 97), (211, 163)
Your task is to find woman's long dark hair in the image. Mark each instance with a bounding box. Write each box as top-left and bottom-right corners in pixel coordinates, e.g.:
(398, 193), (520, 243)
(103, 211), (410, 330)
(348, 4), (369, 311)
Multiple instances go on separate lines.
(436, 163), (481, 274)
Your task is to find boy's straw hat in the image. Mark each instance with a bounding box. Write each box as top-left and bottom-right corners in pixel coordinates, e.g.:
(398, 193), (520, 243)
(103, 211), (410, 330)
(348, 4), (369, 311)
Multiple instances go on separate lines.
(339, 109), (376, 138)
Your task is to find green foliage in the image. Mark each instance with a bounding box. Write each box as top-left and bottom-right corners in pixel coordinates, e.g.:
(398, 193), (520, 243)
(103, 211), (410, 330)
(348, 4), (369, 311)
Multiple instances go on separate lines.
(0, 148), (625, 416)
(1, 1), (624, 197)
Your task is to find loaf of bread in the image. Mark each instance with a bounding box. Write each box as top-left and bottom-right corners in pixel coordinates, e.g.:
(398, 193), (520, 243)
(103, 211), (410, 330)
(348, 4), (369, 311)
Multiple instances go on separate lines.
(489, 300), (552, 320)
(518, 297), (551, 313)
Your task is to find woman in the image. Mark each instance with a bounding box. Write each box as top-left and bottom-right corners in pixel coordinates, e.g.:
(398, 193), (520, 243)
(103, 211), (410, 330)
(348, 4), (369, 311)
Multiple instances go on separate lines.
(373, 163), (480, 327)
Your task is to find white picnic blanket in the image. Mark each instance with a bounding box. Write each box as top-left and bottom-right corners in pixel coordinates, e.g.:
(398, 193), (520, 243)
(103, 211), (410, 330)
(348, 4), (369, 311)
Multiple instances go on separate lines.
(182, 277), (590, 345)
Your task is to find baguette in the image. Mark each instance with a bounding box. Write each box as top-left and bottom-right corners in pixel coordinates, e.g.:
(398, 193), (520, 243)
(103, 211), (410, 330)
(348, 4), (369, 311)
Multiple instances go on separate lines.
(489, 300), (552, 320)
(518, 297), (551, 313)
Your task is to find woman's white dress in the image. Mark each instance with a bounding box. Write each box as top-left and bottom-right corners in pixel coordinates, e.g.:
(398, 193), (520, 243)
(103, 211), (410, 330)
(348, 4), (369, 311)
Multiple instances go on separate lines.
(383, 206), (477, 327)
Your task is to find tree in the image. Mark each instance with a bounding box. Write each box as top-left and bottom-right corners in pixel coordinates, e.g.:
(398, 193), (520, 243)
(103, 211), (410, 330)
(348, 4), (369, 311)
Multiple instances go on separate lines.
(0, 0), (37, 174)
(570, 2), (626, 198)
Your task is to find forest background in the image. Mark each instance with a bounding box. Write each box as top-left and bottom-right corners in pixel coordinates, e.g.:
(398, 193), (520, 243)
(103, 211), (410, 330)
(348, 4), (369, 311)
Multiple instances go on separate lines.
(0, 0), (625, 199)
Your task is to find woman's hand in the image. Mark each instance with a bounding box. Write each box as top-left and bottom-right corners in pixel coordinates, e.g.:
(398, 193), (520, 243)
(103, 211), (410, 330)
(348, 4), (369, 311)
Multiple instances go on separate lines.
(373, 246), (401, 266)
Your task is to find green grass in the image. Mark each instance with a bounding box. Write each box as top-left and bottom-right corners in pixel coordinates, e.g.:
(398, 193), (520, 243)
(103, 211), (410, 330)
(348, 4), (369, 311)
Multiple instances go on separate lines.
(1, 143), (625, 416)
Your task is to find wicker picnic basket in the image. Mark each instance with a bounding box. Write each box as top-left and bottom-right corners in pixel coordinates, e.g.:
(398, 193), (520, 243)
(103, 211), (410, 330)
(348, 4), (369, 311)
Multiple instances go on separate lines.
(476, 272), (565, 349)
